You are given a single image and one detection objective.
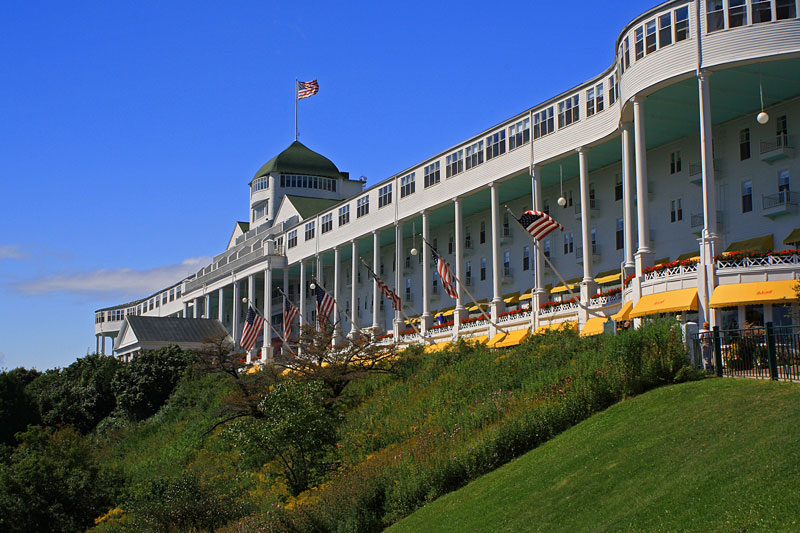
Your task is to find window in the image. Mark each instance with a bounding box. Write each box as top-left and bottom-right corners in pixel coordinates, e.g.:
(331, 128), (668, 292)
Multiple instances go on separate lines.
(670, 151), (682, 174)
(252, 176), (269, 191)
(622, 37), (631, 70)
(485, 131), (506, 160)
(339, 204), (350, 226)
(778, 169), (790, 202)
(675, 7), (690, 41)
(533, 107), (554, 138)
(635, 26), (644, 59)
(563, 233), (574, 254)
(558, 95), (580, 128)
(645, 20), (657, 53)
(400, 172), (415, 198)
(252, 200), (268, 221)
(406, 279), (412, 301)
(523, 246), (530, 271)
(609, 75), (617, 105)
(587, 87), (596, 117)
(568, 190), (574, 208)
(305, 221), (315, 241)
(503, 251), (511, 276)
(777, 115), (789, 146)
(465, 229), (472, 249)
(616, 218), (624, 250)
(465, 261), (472, 285)
(741, 180), (753, 213)
(280, 174), (337, 191)
(740, 128), (751, 160)
(466, 140), (484, 170)
(480, 257), (486, 280)
(777, 0), (796, 19)
(615, 174), (623, 201)
(448, 234), (454, 254)
(432, 271), (439, 294)
(670, 198), (683, 222)
(357, 196), (369, 217)
(544, 239), (551, 258)
(589, 183), (597, 209)
(321, 213), (333, 234)
(659, 13), (672, 47)
(707, 0), (724, 32)
(508, 118), (530, 150)
(729, 0), (747, 26)
(446, 149), (464, 177)
(752, 0), (772, 23)
(480, 221), (486, 244)
(378, 184), (392, 207)
(503, 213), (510, 237)
(591, 228), (597, 254)
(424, 161), (440, 188)
(287, 229), (297, 248)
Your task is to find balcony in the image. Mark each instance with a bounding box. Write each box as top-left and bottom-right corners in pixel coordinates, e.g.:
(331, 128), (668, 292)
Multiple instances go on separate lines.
(760, 135), (794, 163)
(574, 198), (600, 219)
(688, 159), (722, 185)
(576, 244), (600, 264)
(761, 191), (797, 218)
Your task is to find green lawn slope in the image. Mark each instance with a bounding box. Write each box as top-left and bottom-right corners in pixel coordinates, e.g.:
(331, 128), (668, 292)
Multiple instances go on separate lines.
(391, 378), (800, 532)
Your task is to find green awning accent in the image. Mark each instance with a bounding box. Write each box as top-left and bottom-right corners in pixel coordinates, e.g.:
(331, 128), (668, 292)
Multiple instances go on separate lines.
(252, 140), (343, 183)
(284, 195), (341, 219)
(725, 234), (773, 252)
(783, 228), (800, 245)
(676, 250), (700, 261)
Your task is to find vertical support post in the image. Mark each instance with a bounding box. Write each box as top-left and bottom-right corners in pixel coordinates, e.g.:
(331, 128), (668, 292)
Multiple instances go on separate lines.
(333, 246), (341, 344)
(299, 260), (307, 327)
(193, 298), (199, 319)
(246, 274), (255, 363)
(218, 287), (225, 323)
(713, 326), (723, 377)
(283, 266), (290, 352)
(372, 231), (380, 333)
(350, 240), (359, 336)
(621, 122), (635, 273)
(204, 294), (211, 319)
(421, 211), (431, 335)
(263, 262), (272, 363)
(96, 335), (100, 355)
(233, 279), (241, 351)
(394, 222), (403, 338)
(183, 301), (190, 319)
(632, 96), (652, 265)
(577, 148), (597, 329)
(766, 321), (778, 380)
(101, 335), (106, 356)
(453, 197), (465, 332)
(490, 183), (503, 337)
(531, 166), (544, 331)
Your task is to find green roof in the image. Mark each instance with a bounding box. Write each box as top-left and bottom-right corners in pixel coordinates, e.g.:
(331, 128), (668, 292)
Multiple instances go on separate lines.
(252, 141), (342, 183)
(284, 195), (340, 219)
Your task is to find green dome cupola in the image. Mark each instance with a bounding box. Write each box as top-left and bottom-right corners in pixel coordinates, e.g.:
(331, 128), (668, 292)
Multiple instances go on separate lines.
(251, 141), (343, 184)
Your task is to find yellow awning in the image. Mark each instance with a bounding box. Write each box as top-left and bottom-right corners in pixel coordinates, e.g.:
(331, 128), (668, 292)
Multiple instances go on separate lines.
(488, 328), (529, 348)
(709, 280), (799, 308)
(783, 228), (800, 245)
(580, 316), (608, 337)
(551, 284), (577, 294)
(465, 335), (489, 345)
(534, 321), (578, 335)
(725, 234), (773, 253)
(519, 292), (533, 301)
(610, 301), (633, 321)
(503, 291), (520, 304)
(629, 289), (698, 318)
(441, 309), (456, 317)
(424, 341), (451, 353)
(595, 272), (621, 285)
(468, 299), (488, 311)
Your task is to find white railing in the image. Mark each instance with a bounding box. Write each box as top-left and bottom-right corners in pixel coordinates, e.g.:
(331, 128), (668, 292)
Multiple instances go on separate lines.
(429, 323), (454, 334)
(497, 309), (532, 323)
(399, 332), (419, 343)
(539, 301), (580, 316)
(716, 253), (799, 271)
(589, 292), (622, 307)
(460, 318), (490, 330)
(642, 262), (698, 281)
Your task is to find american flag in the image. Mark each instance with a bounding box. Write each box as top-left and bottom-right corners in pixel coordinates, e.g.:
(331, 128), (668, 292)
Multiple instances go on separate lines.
(315, 284), (335, 326)
(297, 79), (319, 99)
(515, 210), (564, 241)
(362, 262), (402, 311)
(240, 304), (264, 353)
(283, 297), (298, 337)
(433, 254), (458, 299)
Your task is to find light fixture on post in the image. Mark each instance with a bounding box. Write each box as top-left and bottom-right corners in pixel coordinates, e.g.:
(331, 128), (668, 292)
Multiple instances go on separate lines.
(410, 221), (418, 256)
(557, 165), (567, 207)
(309, 282), (316, 290)
(757, 71), (769, 124)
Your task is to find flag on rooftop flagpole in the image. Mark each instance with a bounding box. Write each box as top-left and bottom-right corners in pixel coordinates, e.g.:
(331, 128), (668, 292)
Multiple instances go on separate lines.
(314, 284), (335, 326)
(515, 210), (564, 241)
(297, 79), (319, 99)
(240, 304), (265, 352)
(283, 297), (298, 337)
(362, 260), (402, 311)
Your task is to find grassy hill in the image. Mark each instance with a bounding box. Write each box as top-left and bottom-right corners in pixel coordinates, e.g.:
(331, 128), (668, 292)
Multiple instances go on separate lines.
(390, 378), (800, 532)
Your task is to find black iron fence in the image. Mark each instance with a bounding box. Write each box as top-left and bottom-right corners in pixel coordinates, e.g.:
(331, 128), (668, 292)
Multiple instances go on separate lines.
(690, 323), (800, 382)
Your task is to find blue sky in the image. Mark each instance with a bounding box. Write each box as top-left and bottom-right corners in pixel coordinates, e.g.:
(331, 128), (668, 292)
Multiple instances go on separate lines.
(0, 0), (651, 370)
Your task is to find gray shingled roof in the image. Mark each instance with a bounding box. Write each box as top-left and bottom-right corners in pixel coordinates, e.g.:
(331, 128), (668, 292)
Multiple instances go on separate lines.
(126, 316), (229, 343)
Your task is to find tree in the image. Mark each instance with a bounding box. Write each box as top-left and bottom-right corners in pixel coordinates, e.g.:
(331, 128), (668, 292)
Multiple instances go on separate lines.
(280, 322), (399, 400)
(225, 379), (337, 496)
(0, 368), (41, 446)
(112, 345), (193, 421)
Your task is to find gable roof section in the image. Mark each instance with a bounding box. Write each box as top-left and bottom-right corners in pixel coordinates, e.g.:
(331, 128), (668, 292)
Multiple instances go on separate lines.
(228, 221), (250, 250)
(284, 195), (340, 219)
(252, 141), (343, 183)
(124, 316), (229, 344)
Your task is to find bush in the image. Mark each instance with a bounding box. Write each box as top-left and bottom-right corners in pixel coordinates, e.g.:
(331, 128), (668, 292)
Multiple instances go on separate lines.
(0, 367), (41, 445)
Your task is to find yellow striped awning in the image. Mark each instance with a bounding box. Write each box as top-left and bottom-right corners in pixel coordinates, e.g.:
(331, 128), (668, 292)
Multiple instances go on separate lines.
(468, 299), (488, 311)
(629, 289), (698, 318)
(580, 316), (608, 337)
(534, 321), (578, 335)
(465, 335), (489, 345)
(503, 291), (520, 304)
(519, 292), (533, 301)
(550, 284), (577, 294)
(595, 272), (621, 285)
(610, 301), (633, 321)
(488, 328), (529, 348)
(709, 280), (799, 308)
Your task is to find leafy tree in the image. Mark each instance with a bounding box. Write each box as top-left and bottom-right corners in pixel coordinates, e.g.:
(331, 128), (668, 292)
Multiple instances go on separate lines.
(226, 379), (337, 496)
(27, 354), (121, 433)
(0, 426), (119, 533)
(112, 345), (193, 421)
(0, 367), (41, 446)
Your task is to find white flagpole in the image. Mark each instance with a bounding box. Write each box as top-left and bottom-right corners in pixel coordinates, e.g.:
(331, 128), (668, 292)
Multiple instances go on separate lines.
(294, 78), (298, 141)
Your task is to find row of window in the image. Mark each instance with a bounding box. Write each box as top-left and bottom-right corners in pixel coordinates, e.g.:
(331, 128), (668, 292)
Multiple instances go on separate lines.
(707, 0), (796, 33)
(620, 6), (690, 75)
(96, 286), (182, 322)
(278, 173), (338, 192)
(252, 176), (269, 192)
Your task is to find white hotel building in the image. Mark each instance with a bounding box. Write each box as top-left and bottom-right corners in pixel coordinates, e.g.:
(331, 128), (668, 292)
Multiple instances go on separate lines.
(95, 0), (800, 359)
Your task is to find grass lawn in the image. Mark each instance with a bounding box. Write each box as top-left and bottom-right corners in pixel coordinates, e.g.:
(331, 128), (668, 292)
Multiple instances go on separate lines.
(390, 378), (800, 532)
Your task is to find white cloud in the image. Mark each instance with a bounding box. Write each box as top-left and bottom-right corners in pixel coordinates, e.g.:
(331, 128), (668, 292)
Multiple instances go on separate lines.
(12, 257), (211, 297)
(0, 245), (26, 260)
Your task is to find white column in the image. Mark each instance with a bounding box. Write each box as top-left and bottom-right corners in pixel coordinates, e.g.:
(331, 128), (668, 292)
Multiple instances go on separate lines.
(394, 222), (403, 338)
(204, 294), (211, 319)
(299, 260), (307, 327)
(489, 183), (503, 334)
(698, 69), (720, 327)
(372, 230), (380, 332)
(578, 148), (597, 327)
(333, 246), (342, 343)
(101, 335), (106, 356)
(193, 298), (199, 319)
(621, 122), (635, 272)
(183, 301), (190, 318)
(246, 275), (255, 363)
(632, 96), (653, 268)
(453, 197), (465, 331)
(283, 266), (290, 353)
(350, 240), (359, 336)
(530, 165), (545, 331)
(263, 262), (272, 363)
(218, 287), (224, 323)
(421, 211), (431, 334)
(232, 279), (240, 350)
(96, 335), (100, 355)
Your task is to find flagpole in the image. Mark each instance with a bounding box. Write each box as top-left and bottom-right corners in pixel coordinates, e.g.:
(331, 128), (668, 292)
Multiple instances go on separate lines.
(310, 277), (360, 335)
(294, 78), (298, 141)
(504, 206), (602, 318)
(241, 297), (292, 358)
(275, 287), (300, 354)
(418, 235), (508, 334)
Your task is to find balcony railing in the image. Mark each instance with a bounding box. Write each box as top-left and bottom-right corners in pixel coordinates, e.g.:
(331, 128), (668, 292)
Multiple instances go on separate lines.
(642, 261), (699, 281)
(539, 301), (580, 316)
(716, 253), (799, 271)
(589, 292), (622, 307)
(497, 309), (532, 323)
(760, 134), (794, 162)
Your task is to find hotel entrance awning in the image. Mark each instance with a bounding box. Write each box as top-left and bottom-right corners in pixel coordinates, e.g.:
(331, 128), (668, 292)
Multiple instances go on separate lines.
(709, 280), (799, 308)
(629, 289), (698, 318)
